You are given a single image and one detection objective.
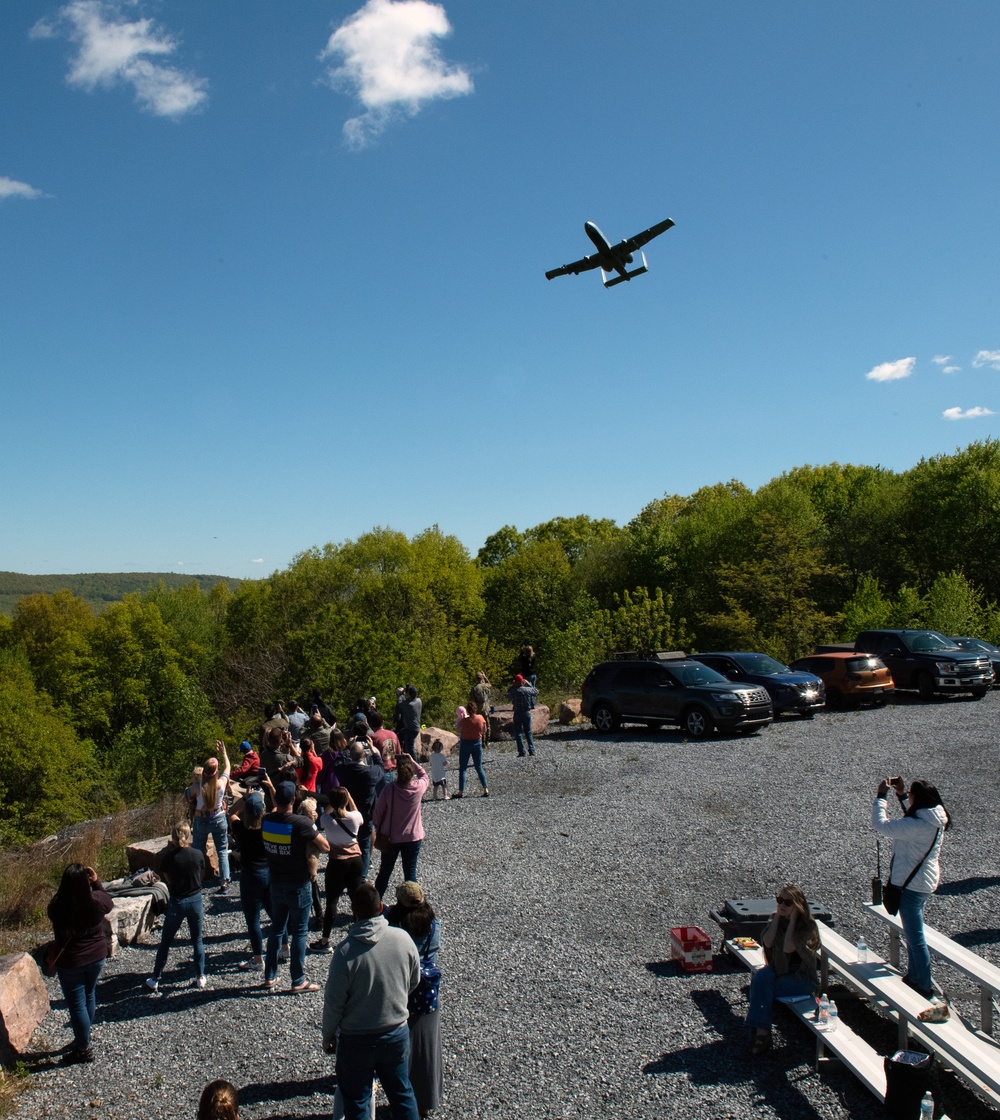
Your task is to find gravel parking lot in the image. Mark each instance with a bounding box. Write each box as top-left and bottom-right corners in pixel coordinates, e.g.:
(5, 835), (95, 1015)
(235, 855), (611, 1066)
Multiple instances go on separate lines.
(20, 693), (1000, 1120)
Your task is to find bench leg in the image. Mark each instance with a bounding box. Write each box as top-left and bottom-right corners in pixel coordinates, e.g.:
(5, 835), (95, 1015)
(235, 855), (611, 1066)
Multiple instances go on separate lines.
(982, 987), (994, 1035)
(888, 927), (900, 970)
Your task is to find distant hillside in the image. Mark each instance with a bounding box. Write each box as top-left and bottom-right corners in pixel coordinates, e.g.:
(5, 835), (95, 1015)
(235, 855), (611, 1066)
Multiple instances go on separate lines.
(0, 571), (242, 616)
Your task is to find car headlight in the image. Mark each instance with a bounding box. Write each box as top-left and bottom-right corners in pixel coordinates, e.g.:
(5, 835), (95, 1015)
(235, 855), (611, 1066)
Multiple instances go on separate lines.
(935, 661), (955, 673)
(710, 691), (741, 703)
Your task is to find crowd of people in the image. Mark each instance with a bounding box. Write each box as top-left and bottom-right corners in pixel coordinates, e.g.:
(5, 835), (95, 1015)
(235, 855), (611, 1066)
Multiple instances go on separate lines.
(46, 667), (533, 1118)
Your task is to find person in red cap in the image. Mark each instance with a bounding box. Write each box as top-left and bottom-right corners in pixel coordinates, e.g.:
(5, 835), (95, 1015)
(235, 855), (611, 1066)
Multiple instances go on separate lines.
(506, 675), (539, 757)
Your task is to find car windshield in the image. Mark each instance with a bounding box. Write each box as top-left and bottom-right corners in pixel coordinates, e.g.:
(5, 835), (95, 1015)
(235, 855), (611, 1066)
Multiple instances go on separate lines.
(847, 656), (883, 672)
(670, 661), (728, 686)
(733, 654), (789, 675)
(901, 630), (959, 652)
(952, 637), (991, 652)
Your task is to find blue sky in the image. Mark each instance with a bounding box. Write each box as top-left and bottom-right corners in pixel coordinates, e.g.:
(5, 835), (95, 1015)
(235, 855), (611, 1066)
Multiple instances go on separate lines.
(2, 0), (998, 579)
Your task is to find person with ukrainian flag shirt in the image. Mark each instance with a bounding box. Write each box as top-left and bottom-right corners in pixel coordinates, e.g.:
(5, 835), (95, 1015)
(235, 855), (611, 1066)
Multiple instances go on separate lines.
(261, 778), (330, 993)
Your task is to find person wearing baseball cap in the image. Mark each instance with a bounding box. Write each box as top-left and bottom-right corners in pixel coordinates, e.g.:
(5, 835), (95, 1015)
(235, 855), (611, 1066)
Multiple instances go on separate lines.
(261, 777), (330, 992)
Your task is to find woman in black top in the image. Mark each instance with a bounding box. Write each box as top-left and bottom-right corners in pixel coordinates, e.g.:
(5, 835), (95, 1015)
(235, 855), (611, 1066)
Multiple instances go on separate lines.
(47, 863), (114, 1063)
(229, 790), (274, 972)
(145, 821), (207, 992)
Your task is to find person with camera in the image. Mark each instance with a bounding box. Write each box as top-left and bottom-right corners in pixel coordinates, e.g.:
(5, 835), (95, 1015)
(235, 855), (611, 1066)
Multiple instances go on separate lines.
(873, 776), (951, 998)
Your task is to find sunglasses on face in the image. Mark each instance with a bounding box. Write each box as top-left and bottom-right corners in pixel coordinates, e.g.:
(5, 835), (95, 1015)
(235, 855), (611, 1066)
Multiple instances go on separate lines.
(776, 896), (793, 905)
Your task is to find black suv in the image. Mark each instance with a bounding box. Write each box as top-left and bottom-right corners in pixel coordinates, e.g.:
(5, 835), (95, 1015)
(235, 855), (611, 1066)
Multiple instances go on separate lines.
(690, 651), (826, 718)
(854, 629), (994, 700)
(580, 652), (774, 738)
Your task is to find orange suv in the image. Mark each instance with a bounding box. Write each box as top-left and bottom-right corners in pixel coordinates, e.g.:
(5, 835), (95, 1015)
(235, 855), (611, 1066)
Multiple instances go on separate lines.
(789, 652), (893, 708)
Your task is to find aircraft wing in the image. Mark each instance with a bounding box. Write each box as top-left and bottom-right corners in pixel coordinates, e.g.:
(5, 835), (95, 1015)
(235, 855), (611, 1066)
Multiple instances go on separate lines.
(545, 254), (603, 280)
(616, 217), (675, 255)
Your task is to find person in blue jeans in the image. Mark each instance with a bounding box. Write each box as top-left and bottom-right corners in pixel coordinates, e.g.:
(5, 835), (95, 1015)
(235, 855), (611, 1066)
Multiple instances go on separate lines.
(506, 675), (538, 757)
(47, 863), (114, 1063)
(146, 822), (207, 991)
(745, 884), (819, 1055)
(873, 777), (951, 998)
(261, 778), (330, 992)
(228, 790), (275, 971)
(323, 884), (421, 1120)
(192, 742), (232, 894)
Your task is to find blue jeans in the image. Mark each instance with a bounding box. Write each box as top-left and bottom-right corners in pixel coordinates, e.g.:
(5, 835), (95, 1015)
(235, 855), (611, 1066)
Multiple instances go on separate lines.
(374, 839), (422, 899)
(153, 893), (206, 980)
(337, 1022), (418, 1120)
(358, 824), (373, 883)
(57, 959), (104, 1049)
(514, 711), (534, 756)
(899, 887), (933, 992)
(240, 866), (272, 958)
(192, 811), (230, 882)
(266, 879), (311, 987)
(399, 730), (419, 760)
(458, 739), (488, 793)
(745, 965), (814, 1029)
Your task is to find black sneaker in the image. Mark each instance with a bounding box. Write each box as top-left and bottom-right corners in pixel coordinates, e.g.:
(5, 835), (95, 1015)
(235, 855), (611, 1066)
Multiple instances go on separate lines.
(310, 939), (332, 953)
(901, 974), (934, 999)
(63, 1046), (94, 1065)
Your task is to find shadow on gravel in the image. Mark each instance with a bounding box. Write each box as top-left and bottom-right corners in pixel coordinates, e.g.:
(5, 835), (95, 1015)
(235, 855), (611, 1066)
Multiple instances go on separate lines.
(937, 874), (1000, 896)
(239, 1074), (330, 1109)
(91, 970), (270, 1021)
(642, 989), (833, 1120)
(952, 927), (1000, 948)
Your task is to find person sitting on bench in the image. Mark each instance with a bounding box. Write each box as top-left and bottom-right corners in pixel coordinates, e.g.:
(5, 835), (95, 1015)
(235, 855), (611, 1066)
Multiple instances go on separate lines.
(745, 884), (819, 1055)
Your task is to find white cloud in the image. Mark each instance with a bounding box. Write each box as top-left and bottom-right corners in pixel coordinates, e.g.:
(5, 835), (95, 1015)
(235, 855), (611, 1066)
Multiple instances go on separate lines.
(865, 356), (915, 382)
(972, 350), (1000, 371)
(943, 365), (960, 375)
(943, 406), (995, 420)
(251, 558), (264, 564)
(31, 0), (207, 118)
(320, 0), (472, 148)
(0, 176), (45, 201)
(932, 355), (951, 366)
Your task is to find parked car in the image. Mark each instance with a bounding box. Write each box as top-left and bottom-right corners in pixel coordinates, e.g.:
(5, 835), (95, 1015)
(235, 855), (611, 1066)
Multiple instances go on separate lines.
(580, 652), (774, 739)
(689, 651), (825, 718)
(854, 629), (994, 700)
(947, 636), (1000, 685)
(789, 652), (894, 708)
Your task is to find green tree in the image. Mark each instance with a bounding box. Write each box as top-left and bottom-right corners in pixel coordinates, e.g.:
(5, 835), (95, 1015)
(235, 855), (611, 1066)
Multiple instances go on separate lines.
(596, 587), (692, 658)
(922, 571), (988, 637)
(0, 650), (97, 844)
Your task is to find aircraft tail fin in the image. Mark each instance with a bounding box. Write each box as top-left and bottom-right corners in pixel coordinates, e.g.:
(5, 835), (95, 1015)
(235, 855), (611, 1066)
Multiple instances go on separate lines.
(602, 254), (648, 288)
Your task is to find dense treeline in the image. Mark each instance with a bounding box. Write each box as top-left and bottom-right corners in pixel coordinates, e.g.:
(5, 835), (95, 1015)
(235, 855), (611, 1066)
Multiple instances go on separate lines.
(3, 441), (1000, 844)
(0, 571), (240, 617)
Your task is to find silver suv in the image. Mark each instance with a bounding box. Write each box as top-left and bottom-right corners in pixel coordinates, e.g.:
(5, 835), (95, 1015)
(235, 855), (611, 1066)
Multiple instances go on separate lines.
(580, 652), (774, 738)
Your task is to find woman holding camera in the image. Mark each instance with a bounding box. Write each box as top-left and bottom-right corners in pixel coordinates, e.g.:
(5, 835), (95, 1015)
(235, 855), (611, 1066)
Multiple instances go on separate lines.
(745, 884), (819, 1055)
(873, 776), (951, 998)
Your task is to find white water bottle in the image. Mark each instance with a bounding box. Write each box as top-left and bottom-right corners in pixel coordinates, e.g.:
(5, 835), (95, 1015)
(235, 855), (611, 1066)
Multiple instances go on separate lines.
(857, 935), (867, 963)
(819, 992), (830, 1029)
(827, 1000), (839, 1031)
(919, 1090), (933, 1119)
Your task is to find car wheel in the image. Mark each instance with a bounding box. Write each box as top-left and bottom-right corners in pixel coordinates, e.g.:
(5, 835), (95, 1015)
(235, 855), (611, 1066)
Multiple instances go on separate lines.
(917, 672), (936, 701)
(682, 707), (712, 739)
(591, 704), (619, 732)
(826, 688), (843, 710)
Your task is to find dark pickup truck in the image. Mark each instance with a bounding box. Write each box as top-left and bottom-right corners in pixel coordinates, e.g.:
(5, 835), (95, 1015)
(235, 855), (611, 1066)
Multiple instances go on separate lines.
(854, 629), (994, 700)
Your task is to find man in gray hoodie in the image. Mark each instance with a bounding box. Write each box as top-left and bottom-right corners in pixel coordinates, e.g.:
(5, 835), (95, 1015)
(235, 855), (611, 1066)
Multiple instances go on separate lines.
(322, 884), (420, 1120)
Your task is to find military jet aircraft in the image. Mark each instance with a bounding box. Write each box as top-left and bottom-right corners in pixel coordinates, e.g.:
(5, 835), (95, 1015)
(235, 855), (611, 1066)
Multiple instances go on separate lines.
(545, 217), (675, 288)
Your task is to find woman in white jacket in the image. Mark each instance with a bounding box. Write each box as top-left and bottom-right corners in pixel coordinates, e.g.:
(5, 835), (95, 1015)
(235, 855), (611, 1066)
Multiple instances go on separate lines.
(872, 776), (951, 998)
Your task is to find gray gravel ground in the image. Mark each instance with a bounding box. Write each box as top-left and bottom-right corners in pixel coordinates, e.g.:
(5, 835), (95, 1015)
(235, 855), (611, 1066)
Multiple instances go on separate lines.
(18, 692), (1000, 1120)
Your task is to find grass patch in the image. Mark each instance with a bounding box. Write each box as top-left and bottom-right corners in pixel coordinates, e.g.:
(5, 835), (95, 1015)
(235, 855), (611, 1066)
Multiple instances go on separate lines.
(0, 1063), (29, 1118)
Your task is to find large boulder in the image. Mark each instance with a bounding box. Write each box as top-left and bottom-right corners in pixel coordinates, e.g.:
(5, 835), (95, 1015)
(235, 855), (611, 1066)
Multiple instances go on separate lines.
(127, 834), (218, 880)
(488, 704), (550, 742)
(418, 728), (458, 760)
(0, 952), (49, 1064)
(559, 699), (584, 724)
(107, 895), (154, 951)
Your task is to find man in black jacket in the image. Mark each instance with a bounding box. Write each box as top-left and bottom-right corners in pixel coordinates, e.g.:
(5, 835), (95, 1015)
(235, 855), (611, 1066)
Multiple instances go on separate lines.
(333, 744), (384, 881)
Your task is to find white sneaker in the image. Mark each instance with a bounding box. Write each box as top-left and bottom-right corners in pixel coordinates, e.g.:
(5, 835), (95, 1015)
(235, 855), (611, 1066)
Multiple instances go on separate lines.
(145, 977), (159, 992)
(195, 975), (207, 989)
(278, 946), (290, 963)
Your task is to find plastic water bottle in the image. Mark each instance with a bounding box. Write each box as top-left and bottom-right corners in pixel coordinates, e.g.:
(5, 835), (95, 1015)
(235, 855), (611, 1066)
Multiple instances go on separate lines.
(819, 992), (830, 1029)
(919, 1090), (934, 1119)
(857, 935), (868, 964)
(827, 1000), (839, 1032)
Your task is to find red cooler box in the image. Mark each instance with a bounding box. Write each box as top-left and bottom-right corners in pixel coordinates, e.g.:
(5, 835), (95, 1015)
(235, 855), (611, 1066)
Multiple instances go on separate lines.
(670, 926), (713, 973)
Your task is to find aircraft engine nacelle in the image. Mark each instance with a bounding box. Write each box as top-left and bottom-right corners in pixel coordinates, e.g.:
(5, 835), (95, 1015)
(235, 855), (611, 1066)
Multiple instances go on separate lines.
(624, 253), (633, 265)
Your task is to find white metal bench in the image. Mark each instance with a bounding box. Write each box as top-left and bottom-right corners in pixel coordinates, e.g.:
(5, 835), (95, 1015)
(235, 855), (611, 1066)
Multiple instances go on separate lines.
(724, 939), (888, 1102)
(865, 901), (1000, 1035)
(817, 919), (1000, 1111)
